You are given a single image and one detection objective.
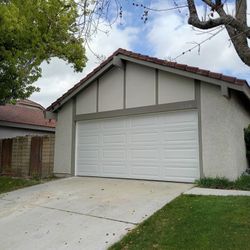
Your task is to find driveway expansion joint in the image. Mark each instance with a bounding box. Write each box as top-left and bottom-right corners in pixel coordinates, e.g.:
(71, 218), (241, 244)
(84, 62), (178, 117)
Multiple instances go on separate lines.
(38, 205), (138, 225)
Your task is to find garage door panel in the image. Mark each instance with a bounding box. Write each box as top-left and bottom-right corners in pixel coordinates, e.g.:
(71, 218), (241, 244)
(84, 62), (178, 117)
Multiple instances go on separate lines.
(131, 115), (158, 128)
(163, 149), (198, 159)
(77, 150), (99, 160)
(130, 132), (159, 144)
(76, 111), (200, 182)
(78, 135), (99, 145)
(159, 113), (196, 124)
(78, 121), (100, 131)
(77, 164), (99, 174)
(162, 167), (199, 178)
(102, 150), (126, 160)
(130, 149), (159, 160)
(163, 141), (198, 149)
(103, 134), (126, 144)
(163, 131), (197, 141)
(77, 160), (100, 166)
(161, 125), (197, 133)
(162, 164), (198, 171)
(130, 165), (160, 176)
(102, 118), (126, 129)
(102, 164), (128, 174)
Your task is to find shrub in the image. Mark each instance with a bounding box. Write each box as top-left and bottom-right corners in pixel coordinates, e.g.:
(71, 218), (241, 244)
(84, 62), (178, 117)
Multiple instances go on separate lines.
(196, 175), (250, 191)
(195, 177), (234, 189)
(234, 175), (250, 190)
(244, 124), (250, 166)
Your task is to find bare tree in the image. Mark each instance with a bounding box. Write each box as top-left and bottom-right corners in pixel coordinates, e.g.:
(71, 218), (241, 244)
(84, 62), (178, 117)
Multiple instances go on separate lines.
(76, 0), (250, 67)
(187, 0), (250, 66)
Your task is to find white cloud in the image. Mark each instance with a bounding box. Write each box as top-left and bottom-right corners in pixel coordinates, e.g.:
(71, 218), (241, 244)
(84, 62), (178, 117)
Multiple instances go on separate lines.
(146, 1), (250, 79)
(31, 1), (250, 108)
(31, 23), (138, 108)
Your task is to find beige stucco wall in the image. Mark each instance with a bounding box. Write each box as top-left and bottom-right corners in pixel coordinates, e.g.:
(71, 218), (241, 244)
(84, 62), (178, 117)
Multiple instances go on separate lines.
(98, 67), (123, 112)
(201, 82), (250, 180)
(75, 63), (196, 115)
(76, 81), (97, 115)
(158, 70), (195, 104)
(126, 62), (155, 108)
(54, 100), (73, 175)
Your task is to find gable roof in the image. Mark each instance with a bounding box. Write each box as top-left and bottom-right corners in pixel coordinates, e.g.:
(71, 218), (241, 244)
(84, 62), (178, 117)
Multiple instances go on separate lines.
(0, 99), (56, 130)
(47, 48), (250, 112)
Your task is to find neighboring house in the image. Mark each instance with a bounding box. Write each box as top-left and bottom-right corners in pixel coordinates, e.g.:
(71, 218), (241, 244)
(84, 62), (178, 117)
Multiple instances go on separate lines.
(47, 49), (250, 182)
(0, 99), (56, 139)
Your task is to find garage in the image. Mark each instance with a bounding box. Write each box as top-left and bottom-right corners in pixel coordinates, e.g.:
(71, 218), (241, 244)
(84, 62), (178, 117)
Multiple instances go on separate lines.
(48, 49), (250, 181)
(76, 110), (200, 182)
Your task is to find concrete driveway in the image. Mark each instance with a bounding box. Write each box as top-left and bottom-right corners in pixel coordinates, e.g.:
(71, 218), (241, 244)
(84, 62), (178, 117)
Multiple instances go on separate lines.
(0, 177), (192, 250)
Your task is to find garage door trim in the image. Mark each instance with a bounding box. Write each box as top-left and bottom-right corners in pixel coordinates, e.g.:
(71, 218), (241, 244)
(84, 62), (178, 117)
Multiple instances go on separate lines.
(75, 110), (200, 183)
(75, 101), (197, 122)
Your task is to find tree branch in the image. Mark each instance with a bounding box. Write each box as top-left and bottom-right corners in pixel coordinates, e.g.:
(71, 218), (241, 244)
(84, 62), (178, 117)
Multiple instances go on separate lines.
(187, 0), (250, 37)
(220, 0), (250, 66)
(236, 0), (246, 25)
(187, 0), (250, 67)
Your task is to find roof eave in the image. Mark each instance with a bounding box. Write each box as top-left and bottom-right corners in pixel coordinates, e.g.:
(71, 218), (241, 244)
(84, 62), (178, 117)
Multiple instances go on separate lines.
(118, 54), (250, 100)
(0, 120), (55, 132)
(48, 60), (115, 112)
(48, 50), (250, 112)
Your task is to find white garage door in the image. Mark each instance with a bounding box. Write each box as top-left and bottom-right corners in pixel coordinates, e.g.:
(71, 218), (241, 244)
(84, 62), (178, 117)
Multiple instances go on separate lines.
(76, 110), (200, 182)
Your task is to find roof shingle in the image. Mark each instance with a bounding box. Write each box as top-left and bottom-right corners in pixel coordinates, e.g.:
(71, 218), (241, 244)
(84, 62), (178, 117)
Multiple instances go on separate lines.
(0, 100), (56, 128)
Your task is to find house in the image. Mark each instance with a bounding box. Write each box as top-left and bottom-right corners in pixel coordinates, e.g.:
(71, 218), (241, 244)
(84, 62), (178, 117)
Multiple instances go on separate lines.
(0, 99), (56, 139)
(47, 49), (250, 182)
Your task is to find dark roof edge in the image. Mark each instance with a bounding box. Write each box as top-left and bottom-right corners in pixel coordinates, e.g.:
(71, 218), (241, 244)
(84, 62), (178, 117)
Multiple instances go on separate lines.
(0, 120), (55, 132)
(47, 48), (250, 112)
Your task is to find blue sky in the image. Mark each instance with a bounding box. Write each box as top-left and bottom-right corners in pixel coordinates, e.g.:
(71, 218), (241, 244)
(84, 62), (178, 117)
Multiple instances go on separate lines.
(31, 0), (250, 107)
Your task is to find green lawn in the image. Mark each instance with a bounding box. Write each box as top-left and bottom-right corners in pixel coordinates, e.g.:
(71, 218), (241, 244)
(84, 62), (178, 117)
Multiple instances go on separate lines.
(110, 195), (250, 250)
(0, 176), (52, 194)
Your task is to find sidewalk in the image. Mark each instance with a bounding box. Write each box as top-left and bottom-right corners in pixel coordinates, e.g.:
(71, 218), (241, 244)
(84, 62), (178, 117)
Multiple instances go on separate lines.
(184, 187), (250, 196)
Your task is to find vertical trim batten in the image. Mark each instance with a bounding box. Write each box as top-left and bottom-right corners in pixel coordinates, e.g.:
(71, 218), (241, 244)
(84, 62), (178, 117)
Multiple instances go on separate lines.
(71, 98), (76, 176)
(96, 79), (99, 112)
(195, 79), (204, 178)
(123, 61), (127, 109)
(155, 69), (159, 105)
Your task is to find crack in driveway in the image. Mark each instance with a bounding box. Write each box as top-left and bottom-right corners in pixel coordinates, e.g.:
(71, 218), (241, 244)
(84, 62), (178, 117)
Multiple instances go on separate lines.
(0, 196), (138, 225)
(37, 205), (138, 226)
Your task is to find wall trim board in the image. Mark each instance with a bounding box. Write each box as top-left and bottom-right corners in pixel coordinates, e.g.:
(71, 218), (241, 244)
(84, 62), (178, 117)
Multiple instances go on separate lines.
(75, 100), (197, 121)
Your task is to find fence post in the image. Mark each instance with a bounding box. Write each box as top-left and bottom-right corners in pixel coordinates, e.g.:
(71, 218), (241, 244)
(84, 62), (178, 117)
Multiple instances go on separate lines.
(41, 135), (55, 178)
(29, 136), (43, 177)
(1, 139), (13, 175)
(0, 139), (2, 174)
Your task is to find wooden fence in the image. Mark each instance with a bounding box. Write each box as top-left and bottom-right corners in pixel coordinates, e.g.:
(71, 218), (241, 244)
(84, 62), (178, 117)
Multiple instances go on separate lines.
(0, 135), (55, 178)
